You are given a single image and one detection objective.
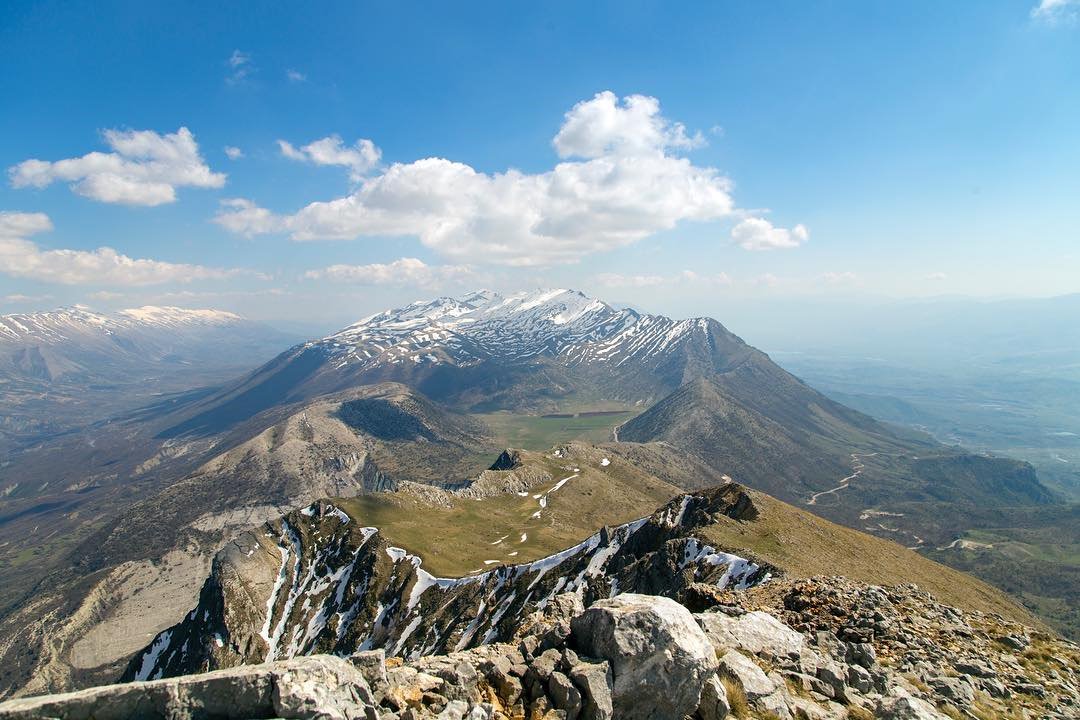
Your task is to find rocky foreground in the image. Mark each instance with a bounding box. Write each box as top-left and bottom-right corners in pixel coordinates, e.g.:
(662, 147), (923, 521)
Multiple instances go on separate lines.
(2, 578), (1077, 720)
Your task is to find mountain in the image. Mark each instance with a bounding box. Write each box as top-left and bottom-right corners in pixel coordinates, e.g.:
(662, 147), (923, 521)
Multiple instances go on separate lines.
(0, 304), (299, 452)
(157, 289), (760, 436)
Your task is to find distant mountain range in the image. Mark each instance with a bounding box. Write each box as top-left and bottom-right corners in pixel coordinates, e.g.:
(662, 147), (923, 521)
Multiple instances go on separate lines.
(0, 304), (300, 453)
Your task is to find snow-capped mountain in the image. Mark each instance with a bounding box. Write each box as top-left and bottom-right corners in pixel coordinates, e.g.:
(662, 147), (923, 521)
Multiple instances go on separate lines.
(160, 289), (760, 436)
(0, 305), (243, 344)
(315, 289), (721, 371)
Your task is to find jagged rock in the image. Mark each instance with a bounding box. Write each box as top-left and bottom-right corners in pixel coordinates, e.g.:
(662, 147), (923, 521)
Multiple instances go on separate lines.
(568, 660), (613, 720)
(351, 649), (390, 698)
(696, 610), (804, 659)
(0, 655), (377, 720)
(547, 671), (582, 719)
(846, 663), (874, 694)
(875, 689), (950, 720)
(694, 674), (730, 720)
(925, 675), (974, 705)
(570, 594), (715, 720)
(717, 649), (776, 699)
(952, 659), (994, 678)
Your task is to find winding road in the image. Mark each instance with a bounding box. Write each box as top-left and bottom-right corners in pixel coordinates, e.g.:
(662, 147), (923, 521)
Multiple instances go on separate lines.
(806, 452), (879, 506)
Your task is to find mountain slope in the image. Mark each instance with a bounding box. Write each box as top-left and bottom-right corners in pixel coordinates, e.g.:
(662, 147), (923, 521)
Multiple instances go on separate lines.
(0, 384), (493, 698)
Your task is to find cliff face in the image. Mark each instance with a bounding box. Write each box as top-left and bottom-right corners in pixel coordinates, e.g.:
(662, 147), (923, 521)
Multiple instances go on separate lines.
(123, 486), (770, 681)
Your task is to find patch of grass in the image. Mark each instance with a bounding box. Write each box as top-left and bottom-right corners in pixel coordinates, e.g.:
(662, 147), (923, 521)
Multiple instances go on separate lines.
(474, 407), (637, 451)
(337, 447), (679, 577)
(845, 705), (874, 720)
(720, 675), (750, 719)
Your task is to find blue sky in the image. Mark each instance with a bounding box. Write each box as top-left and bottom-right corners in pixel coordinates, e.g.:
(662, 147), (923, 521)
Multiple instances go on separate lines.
(1, 1), (1078, 328)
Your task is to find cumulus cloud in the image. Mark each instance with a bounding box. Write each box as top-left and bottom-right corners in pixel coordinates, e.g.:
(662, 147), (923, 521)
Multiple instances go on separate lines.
(0, 211), (251, 286)
(286, 69), (307, 82)
(731, 217), (809, 251)
(303, 257), (472, 287)
(227, 50), (254, 84)
(8, 127), (225, 206)
(553, 91), (704, 158)
(925, 271), (948, 281)
(216, 91), (745, 266)
(277, 135), (381, 181)
(1032, 0), (1079, 21)
(224, 146), (244, 160)
(754, 273), (780, 288)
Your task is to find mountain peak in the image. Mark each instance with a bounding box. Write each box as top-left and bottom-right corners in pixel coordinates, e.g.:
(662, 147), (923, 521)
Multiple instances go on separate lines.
(315, 288), (716, 373)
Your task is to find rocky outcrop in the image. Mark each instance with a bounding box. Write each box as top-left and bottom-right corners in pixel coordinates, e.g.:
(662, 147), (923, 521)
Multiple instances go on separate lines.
(122, 487), (770, 682)
(6, 581), (1078, 720)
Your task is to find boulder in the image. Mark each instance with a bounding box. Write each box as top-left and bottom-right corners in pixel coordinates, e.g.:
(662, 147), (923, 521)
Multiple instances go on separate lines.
(875, 689), (951, 720)
(696, 610), (805, 659)
(717, 649), (776, 700)
(570, 594), (716, 720)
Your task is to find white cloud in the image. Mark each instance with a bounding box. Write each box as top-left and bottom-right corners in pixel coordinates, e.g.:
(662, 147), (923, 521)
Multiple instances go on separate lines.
(217, 91), (743, 266)
(227, 50), (253, 84)
(821, 271), (858, 285)
(754, 273), (780, 288)
(731, 217), (809, 251)
(303, 257), (472, 287)
(925, 271), (948, 281)
(596, 269), (731, 288)
(0, 211), (252, 286)
(286, 69), (307, 82)
(224, 146), (244, 160)
(4, 293), (52, 303)
(1032, 0), (1079, 22)
(278, 135), (381, 181)
(9, 127), (225, 206)
(553, 91), (705, 158)
(88, 290), (124, 301)
(594, 273), (666, 288)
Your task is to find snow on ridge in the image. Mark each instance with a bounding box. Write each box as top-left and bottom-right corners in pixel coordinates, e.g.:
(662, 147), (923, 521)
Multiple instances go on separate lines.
(314, 289), (706, 370)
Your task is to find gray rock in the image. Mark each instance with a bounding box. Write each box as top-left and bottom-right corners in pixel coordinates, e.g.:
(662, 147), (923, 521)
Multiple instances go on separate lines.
(953, 659), (995, 678)
(569, 660), (613, 720)
(437, 700), (471, 719)
(697, 674), (731, 720)
(875, 689), (951, 720)
(349, 649), (389, 698)
(696, 610), (805, 659)
(571, 594), (715, 720)
(926, 675), (974, 705)
(846, 663), (874, 694)
(0, 655), (377, 720)
(718, 649), (776, 700)
(548, 670), (583, 720)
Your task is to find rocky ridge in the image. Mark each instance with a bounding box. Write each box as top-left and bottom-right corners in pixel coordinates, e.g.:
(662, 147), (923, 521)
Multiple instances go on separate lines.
(121, 486), (769, 682)
(3, 582), (1076, 720)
